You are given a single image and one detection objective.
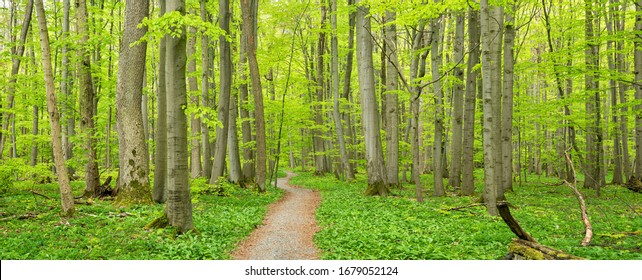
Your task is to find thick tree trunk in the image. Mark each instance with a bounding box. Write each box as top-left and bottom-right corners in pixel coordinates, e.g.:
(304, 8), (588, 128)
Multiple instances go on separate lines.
(238, 18), (255, 183)
(607, 3), (623, 184)
(356, 0), (389, 196)
(35, 0), (74, 217)
(480, 1), (503, 215)
(152, 0), (168, 203)
(409, 22), (426, 202)
(210, 0), (232, 183)
(165, 0), (194, 233)
(431, 13), (445, 197)
(115, 0), (152, 205)
(384, 10), (399, 187)
(228, 91), (243, 184)
(331, 0), (353, 181)
(461, 8), (480, 196)
(241, 0), (266, 192)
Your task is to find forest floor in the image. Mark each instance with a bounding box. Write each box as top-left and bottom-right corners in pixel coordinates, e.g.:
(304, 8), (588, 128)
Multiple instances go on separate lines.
(231, 171), (321, 260)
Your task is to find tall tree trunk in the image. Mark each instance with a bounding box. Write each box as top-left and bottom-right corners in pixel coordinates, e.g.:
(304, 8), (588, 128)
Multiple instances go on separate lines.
(76, 0), (100, 198)
(239, 28), (255, 182)
(0, 0), (33, 159)
(228, 90), (243, 184)
(200, 0), (212, 179)
(607, 1), (623, 184)
(356, 0), (389, 196)
(165, 0), (194, 233)
(342, 0), (356, 173)
(152, 0), (168, 203)
(384, 9), (399, 187)
(502, 6), (515, 193)
(410, 22), (426, 202)
(115, 0), (151, 205)
(616, 0), (631, 180)
(450, 12), (465, 191)
(331, 0), (353, 181)
(313, 2), (329, 175)
(35, 0), (74, 217)
(210, 0), (232, 183)
(241, 0), (266, 192)
(635, 0), (642, 178)
(584, 0), (603, 195)
(61, 0), (75, 176)
(480, 0), (504, 215)
(188, 13), (202, 178)
(431, 12), (445, 197)
(461, 8), (480, 196)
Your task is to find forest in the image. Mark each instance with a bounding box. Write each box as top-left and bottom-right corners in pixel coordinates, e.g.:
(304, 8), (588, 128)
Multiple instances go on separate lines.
(0, 0), (641, 260)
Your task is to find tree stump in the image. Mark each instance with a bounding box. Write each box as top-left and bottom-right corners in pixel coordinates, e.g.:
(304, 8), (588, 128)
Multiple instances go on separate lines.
(624, 176), (642, 193)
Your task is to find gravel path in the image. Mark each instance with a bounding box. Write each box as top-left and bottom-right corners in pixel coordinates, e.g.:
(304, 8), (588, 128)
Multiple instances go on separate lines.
(231, 171), (321, 260)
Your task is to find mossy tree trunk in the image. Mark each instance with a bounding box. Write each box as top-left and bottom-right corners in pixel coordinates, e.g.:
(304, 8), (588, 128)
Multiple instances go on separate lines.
(115, 0), (152, 205)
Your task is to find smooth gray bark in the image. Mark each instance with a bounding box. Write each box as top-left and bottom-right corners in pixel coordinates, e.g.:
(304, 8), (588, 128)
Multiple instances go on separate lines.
(384, 10), (399, 187)
(165, 0), (194, 233)
(152, 0), (168, 203)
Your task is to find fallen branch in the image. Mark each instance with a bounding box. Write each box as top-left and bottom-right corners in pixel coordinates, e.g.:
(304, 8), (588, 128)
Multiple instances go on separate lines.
(30, 190), (52, 200)
(445, 203), (486, 211)
(564, 152), (593, 246)
(0, 213), (38, 221)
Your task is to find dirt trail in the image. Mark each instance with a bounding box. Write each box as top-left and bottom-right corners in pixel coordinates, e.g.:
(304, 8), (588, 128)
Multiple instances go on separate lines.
(231, 172), (321, 260)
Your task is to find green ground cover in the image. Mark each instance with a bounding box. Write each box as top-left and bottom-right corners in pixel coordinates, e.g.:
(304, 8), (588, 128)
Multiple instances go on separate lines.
(0, 180), (283, 259)
(290, 170), (642, 260)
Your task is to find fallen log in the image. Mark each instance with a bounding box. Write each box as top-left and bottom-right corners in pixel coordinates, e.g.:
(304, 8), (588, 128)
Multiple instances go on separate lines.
(506, 239), (583, 260)
(498, 201), (584, 260)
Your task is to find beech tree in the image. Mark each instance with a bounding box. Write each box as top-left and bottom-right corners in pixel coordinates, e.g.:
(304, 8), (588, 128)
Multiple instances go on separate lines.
(115, 0), (151, 205)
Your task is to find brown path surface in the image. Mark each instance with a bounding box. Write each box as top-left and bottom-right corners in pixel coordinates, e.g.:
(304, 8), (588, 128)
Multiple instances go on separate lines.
(231, 172), (321, 260)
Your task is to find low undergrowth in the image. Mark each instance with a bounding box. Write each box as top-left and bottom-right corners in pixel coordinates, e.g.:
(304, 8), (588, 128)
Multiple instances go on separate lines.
(0, 179), (282, 259)
(290, 170), (642, 260)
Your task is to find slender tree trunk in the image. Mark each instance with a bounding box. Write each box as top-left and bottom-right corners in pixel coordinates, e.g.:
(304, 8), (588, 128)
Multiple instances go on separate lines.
(0, 0), (33, 159)
(607, 3), (623, 184)
(30, 105), (38, 166)
(450, 12), (465, 191)
(61, 0), (75, 176)
(188, 14), (202, 179)
(461, 8), (480, 196)
(210, 0), (232, 183)
(342, 0), (356, 173)
(115, 0), (151, 205)
(313, 2), (329, 175)
(616, 1), (630, 180)
(502, 7), (515, 193)
(410, 22), (426, 202)
(356, 0), (389, 196)
(165, 0), (194, 233)
(431, 12), (445, 197)
(331, 0), (353, 181)
(239, 31), (255, 183)
(35, 0), (74, 217)
(384, 9), (399, 187)
(76, 0), (100, 198)
(228, 90), (243, 184)
(241, 0), (266, 192)
(152, 0), (168, 203)
(200, 0), (212, 179)
(584, 0), (603, 195)
(635, 0), (642, 178)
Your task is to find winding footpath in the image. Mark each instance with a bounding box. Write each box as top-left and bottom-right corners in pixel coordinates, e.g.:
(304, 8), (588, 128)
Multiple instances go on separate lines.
(232, 172), (321, 260)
